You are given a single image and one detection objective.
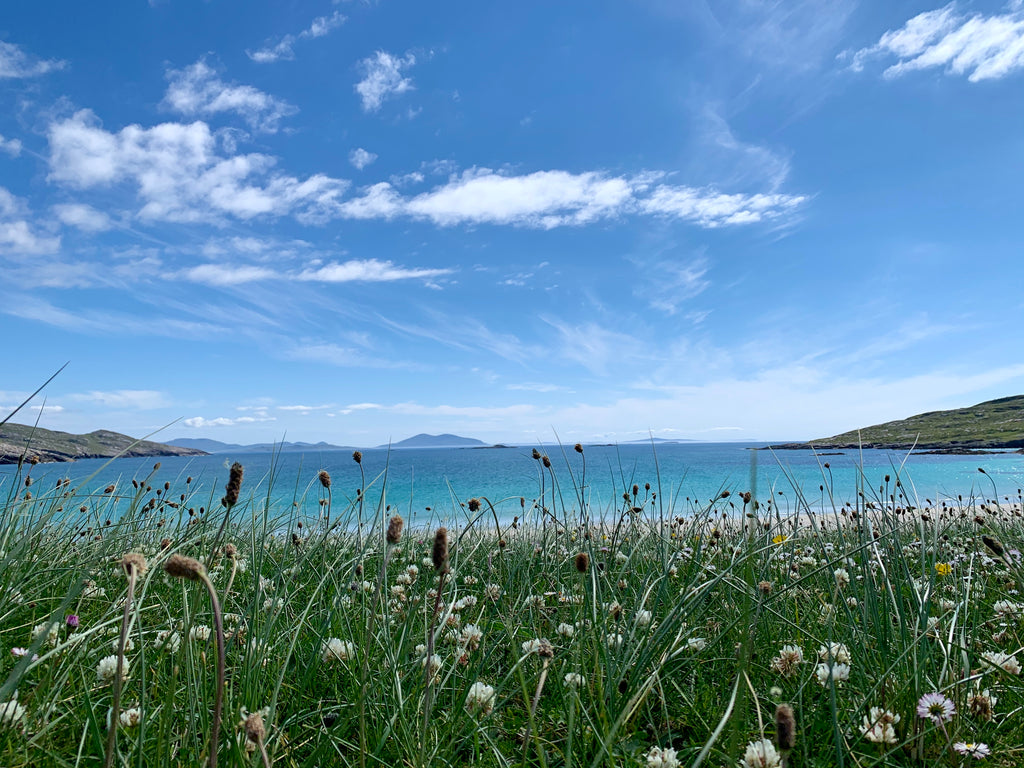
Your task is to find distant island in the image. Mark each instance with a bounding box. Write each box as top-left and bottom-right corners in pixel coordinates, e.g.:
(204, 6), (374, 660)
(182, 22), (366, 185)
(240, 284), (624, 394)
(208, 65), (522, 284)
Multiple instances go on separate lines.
(380, 433), (487, 449)
(168, 438), (358, 454)
(0, 423), (207, 464)
(771, 395), (1024, 451)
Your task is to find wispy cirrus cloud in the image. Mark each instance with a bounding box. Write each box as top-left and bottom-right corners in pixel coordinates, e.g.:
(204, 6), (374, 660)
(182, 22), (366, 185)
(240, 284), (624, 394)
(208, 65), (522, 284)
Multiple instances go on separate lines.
(163, 60), (297, 132)
(183, 415), (276, 428)
(0, 40), (65, 78)
(178, 258), (451, 287)
(355, 51), (416, 112)
(248, 11), (346, 63)
(68, 390), (170, 409)
(847, 3), (1024, 82)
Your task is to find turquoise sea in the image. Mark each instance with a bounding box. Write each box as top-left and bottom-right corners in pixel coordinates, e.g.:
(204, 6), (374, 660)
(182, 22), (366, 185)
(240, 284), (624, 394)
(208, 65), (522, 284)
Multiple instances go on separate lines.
(2, 442), (1023, 528)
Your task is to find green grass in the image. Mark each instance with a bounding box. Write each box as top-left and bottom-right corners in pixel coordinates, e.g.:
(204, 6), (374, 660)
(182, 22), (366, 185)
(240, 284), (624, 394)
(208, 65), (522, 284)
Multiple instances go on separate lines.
(1, 449), (1024, 767)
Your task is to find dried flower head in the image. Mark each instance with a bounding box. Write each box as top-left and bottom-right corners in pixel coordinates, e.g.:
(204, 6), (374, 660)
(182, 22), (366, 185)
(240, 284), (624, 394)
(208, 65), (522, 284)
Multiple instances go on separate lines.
(574, 551), (590, 573)
(318, 470), (331, 489)
(467, 498), (481, 512)
(121, 553), (148, 577)
(244, 711), (266, 743)
(982, 535), (1006, 558)
(223, 543), (238, 560)
(222, 462), (244, 508)
(432, 527), (449, 572)
(164, 554), (206, 582)
(386, 514), (404, 545)
(775, 704), (796, 752)
(352, 451), (362, 464)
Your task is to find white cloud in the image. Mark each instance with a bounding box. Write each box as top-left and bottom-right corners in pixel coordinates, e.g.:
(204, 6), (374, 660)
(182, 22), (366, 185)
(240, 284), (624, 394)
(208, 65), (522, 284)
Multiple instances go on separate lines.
(47, 110), (349, 224)
(0, 134), (22, 157)
(184, 415), (276, 428)
(0, 41), (65, 78)
(182, 263), (277, 286)
(338, 168), (806, 229)
(53, 203), (113, 232)
(297, 259), (451, 282)
(355, 51), (416, 112)
(163, 60), (297, 132)
(349, 147), (378, 170)
(248, 11), (346, 63)
(637, 256), (711, 315)
(68, 390), (170, 409)
(0, 187), (61, 254)
(849, 4), (1024, 82)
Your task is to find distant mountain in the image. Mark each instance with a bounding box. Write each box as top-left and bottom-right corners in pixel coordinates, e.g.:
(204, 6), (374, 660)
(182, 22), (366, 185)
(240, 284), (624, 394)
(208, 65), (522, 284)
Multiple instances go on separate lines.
(382, 433), (487, 449)
(168, 438), (354, 454)
(773, 395), (1024, 450)
(1, 423), (207, 464)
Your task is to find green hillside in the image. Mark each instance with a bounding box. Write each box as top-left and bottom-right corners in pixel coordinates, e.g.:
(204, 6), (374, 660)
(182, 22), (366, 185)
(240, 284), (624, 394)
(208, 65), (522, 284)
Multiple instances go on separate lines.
(807, 395), (1024, 449)
(0, 422), (207, 464)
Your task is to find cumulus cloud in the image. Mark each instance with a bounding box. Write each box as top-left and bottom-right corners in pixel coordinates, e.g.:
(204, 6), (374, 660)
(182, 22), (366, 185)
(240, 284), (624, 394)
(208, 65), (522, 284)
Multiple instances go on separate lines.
(0, 187), (60, 254)
(349, 147), (378, 170)
(848, 4), (1024, 82)
(0, 41), (65, 78)
(163, 60), (297, 132)
(0, 134), (22, 157)
(47, 110), (349, 224)
(248, 11), (346, 63)
(355, 51), (415, 112)
(53, 203), (113, 232)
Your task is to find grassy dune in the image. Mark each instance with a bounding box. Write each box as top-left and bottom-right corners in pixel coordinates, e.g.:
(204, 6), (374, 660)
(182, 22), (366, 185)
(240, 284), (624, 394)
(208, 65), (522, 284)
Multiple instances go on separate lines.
(1, 450), (1024, 767)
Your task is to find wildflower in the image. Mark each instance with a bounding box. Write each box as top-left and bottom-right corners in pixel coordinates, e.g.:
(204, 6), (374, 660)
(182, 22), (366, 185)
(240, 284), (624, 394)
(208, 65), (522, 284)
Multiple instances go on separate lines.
(96, 655), (128, 684)
(935, 562), (952, 576)
(154, 630), (181, 654)
(916, 692), (955, 723)
(453, 595), (478, 611)
(556, 622), (575, 638)
(0, 693), (26, 728)
(322, 638), (356, 662)
(521, 638), (554, 657)
(421, 653), (442, 681)
(981, 651), (1022, 675)
(814, 663), (850, 685)
(993, 600), (1021, 619)
(687, 637), (707, 651)
(771, 535), (788, 545)
(953, 741), (991, 758)
(465, 681), (495, 717)
(741, 738), (781, 768)
(31, 621), (59, 648)
(118, 707), (142, 728)
(646, 746), (680, 768)
(10, 648), (38, 662)
(485, 583), (502, 600)
(771, 645), (804, 677)
(860, 707), (900, 744)
(606, 633), (624, 650)
(66, 614), (80, 629)
(968, 688), (997, 721)
(564, 672), (585, 688)
(189, 625), (212, 642)
(459, 624), (483, 650)
(817, 642), (851, 664)
(834, 568), (850, 588)
(636, 609), (653, 627)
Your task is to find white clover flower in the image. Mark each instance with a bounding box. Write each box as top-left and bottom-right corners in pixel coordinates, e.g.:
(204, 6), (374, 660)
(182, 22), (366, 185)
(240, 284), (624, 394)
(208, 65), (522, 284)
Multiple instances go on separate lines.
(111, 636), (136, 653)
(687, 637), (707, 652)
(96, 655), (128, 685)
(484, 584), (503, 601)
(615, 551), (629, 564)
(815, 662), (850, 685)
(522, 638), (553, 656)
(741, 738), (781, 768)
(834, 568), (850, 588)
(395, 572), (412, 586)
(981, 651), (1021, 675)
(817, 642), (851, 664)
(189, 625), (212, 642)
(556, 622), (575, 638)
(322, 638), (356, 662)
(564, 672), (585, 689)
(465, 681), (495, 716)
(453, 595), (478, 611)
(606, 633), (624, 650)
(263, 597), (283, 612)
(118, 707), (142, 728)
(31, 621), (59, 648)
(154, 630), (181, 654)
(0, 693), (26, 729)
(860, 707), (899, 744)
(646, 745), (680, 768)
(993, 599), (1021, 619)
(459, 624), (483, 651)
(636, 610), (652, 627)
(771, 645), (804, 677)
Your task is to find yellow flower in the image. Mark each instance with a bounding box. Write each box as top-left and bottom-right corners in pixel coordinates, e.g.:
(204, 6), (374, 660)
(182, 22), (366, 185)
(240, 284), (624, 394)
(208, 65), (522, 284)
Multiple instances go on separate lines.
(935, 562), (952, 576)
(772, 535), (789, 545)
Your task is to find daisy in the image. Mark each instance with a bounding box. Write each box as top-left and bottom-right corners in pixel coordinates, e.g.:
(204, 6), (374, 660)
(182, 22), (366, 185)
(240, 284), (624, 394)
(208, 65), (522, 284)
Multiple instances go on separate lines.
(916, 692), (955, 723)
(953, 742), (991, 759)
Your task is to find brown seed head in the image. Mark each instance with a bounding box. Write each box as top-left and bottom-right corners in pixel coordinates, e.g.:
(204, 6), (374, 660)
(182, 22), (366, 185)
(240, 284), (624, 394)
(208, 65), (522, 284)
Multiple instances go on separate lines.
(386, 514), (404, 545)
(432, 527), (449, 572)
(244, 711), (266, 744)
(574, 443), (583, 454)
(758, 580), (773, 596)
(467, 498), (481, 512)
(982, 534), (1006, 558)
(121, 552), (148, 577)
(164, 553), (205, 581)
(531, 448), (541, 460)
(318, 469), (331, 489)
(352, 451), (362, 464)
(222, 462), (244, 508)
(542, 455), (551, 468)
(574, 551), (590, 573)
(223, 543), (238, 559)
(775, 704), (796, 751)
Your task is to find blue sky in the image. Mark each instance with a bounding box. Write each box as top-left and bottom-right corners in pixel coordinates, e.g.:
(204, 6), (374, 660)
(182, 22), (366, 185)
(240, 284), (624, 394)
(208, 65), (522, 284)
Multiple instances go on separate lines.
(3, 0), (1024, 446)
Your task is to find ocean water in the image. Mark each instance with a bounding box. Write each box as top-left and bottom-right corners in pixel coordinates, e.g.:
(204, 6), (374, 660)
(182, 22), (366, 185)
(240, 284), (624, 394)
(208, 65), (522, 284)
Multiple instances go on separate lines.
(3, 442), (1023, 527)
